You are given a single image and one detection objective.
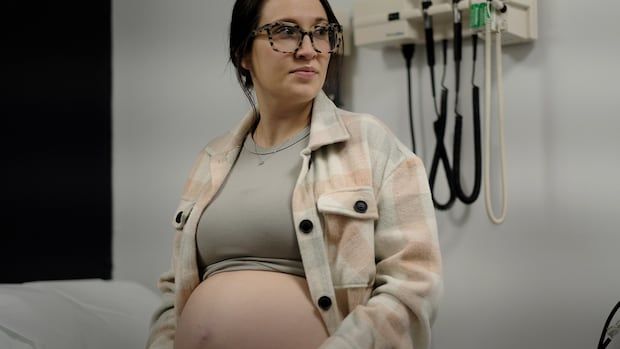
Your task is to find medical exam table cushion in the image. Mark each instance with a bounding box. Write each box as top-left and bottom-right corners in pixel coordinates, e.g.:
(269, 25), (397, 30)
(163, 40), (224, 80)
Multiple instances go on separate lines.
(0, 279), (159, 349)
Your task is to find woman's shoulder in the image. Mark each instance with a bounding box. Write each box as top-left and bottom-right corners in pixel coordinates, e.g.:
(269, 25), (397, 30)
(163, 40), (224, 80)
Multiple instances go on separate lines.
(336, 107), (418, 162)
(337, 108), (398, 139)
(203, 132), (231, 155)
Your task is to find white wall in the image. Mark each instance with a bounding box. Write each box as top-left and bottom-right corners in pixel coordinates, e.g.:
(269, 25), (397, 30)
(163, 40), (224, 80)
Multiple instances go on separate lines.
(113, 1), (620, 349)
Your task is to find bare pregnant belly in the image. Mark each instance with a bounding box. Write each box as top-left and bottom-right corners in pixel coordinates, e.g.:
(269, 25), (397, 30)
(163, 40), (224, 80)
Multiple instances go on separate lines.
(174, 270), (330, 349)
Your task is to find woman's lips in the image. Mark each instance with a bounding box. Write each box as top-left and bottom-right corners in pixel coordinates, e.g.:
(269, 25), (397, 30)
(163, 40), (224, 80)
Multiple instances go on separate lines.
(292, 71), (317, 79)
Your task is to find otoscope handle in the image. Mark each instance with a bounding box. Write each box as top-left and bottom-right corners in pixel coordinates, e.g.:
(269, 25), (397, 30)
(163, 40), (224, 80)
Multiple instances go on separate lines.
(453, 1), (462, 62)
(425, 28), (435, 67)
(454, 22), (462, 62)
(423, 1), (435, 67)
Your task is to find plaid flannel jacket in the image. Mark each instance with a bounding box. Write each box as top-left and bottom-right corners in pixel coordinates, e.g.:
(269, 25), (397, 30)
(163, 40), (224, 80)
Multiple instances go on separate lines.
(146, 90), (443, 349)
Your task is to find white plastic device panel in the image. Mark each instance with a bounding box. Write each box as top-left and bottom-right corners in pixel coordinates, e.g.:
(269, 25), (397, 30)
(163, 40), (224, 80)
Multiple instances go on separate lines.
(352, 0), (537, 49)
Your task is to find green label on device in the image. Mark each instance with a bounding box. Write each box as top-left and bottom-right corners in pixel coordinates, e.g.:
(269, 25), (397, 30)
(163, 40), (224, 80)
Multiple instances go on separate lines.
(469, 3), (490, 29)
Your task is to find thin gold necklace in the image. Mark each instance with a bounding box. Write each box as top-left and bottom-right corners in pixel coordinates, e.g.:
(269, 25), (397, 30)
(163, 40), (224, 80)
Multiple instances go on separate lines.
(248, 126), (310, 166)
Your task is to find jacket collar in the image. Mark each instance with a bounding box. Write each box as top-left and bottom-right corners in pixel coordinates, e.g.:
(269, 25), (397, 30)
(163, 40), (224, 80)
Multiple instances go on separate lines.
(205, 90), (350, 157)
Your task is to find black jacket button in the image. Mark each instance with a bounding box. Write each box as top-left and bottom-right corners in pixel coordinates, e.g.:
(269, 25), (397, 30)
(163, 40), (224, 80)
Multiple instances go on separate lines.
(318, 296), (332, 310)
(299, 219), (313, 234)
(175, 211), (183, 224)
(354, 200), (368, 213)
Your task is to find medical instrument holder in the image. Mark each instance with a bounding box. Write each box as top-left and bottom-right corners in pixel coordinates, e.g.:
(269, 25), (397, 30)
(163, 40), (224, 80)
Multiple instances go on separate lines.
(352, 0), (537, 49)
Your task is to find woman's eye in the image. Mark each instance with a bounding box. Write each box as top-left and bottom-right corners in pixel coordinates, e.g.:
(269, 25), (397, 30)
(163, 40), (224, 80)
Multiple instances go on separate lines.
(275, 26), (297, 36)
(314, 27), (329, 36)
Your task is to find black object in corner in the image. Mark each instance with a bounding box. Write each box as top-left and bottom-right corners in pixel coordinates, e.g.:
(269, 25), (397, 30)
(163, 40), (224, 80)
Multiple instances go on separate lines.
(0, 1), (112, 282)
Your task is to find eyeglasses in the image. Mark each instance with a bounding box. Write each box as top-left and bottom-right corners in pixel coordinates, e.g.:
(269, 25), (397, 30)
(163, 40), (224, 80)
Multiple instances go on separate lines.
(251, 21), (343, 54)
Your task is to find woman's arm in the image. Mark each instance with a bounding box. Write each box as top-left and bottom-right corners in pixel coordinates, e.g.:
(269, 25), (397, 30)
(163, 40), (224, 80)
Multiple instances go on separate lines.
(319, 154), (444, 349)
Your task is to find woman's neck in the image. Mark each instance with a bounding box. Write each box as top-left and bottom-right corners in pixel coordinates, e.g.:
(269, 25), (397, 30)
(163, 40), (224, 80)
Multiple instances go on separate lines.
(252, 96), (313, 148)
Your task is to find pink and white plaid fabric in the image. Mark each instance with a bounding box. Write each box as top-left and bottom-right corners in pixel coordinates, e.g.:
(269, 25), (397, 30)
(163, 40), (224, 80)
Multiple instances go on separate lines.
(147, 90), (443, 349)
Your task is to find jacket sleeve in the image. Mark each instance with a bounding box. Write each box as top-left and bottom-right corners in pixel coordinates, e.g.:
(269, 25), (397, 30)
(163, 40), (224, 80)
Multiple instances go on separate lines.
(318, 154), (444, 349)
(144, 246), (178, 349)
(145, 148), (212, 349)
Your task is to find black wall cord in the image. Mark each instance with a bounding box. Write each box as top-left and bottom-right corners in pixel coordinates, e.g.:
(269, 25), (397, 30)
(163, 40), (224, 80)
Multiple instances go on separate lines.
(598, 301), (620, 349)
(428, 39), (456, 210)
(402, 43), (416, 154)
(452, 30), (482, 204)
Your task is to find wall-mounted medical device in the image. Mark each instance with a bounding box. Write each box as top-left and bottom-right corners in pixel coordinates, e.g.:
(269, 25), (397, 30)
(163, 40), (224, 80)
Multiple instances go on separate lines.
(351, 0), (538, 224)
(352, 0), (537, 48)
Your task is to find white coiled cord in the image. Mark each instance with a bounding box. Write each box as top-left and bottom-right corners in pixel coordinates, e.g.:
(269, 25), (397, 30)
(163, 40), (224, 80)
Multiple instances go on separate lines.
(484, 1), (508, 224)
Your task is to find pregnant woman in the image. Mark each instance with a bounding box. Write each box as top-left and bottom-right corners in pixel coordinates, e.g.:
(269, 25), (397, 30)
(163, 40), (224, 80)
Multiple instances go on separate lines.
(146, 0), (444, 348)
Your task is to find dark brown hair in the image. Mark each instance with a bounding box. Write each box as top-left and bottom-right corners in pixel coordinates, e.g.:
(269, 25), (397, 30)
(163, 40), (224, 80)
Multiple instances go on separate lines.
(228, 0), (343, 117)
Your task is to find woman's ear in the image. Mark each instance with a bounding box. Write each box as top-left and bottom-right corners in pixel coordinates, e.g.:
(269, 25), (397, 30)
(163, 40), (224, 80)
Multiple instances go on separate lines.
(241, 55), (252, 72)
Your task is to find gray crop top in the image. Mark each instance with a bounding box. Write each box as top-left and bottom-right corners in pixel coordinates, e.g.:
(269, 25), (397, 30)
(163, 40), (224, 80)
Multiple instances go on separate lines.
(196, 122), (311, 281)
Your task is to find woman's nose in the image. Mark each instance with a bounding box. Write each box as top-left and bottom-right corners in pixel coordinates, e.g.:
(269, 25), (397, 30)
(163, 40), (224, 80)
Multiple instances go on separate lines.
(295, 34), (317, 59)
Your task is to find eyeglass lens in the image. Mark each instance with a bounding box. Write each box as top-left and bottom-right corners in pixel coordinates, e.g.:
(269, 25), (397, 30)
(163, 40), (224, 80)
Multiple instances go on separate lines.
(270, 24), (339, 53)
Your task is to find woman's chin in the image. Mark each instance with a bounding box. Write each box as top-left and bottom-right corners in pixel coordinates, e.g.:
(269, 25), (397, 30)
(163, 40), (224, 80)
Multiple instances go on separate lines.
(282, 83), (322, 101)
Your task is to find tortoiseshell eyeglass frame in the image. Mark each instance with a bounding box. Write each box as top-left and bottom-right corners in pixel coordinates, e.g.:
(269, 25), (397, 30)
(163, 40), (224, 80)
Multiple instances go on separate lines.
(250, 21), (343, 54)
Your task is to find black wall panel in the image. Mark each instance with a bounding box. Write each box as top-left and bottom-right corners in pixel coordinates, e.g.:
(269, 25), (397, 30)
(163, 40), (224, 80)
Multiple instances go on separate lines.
(1, 1), (112, 282)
